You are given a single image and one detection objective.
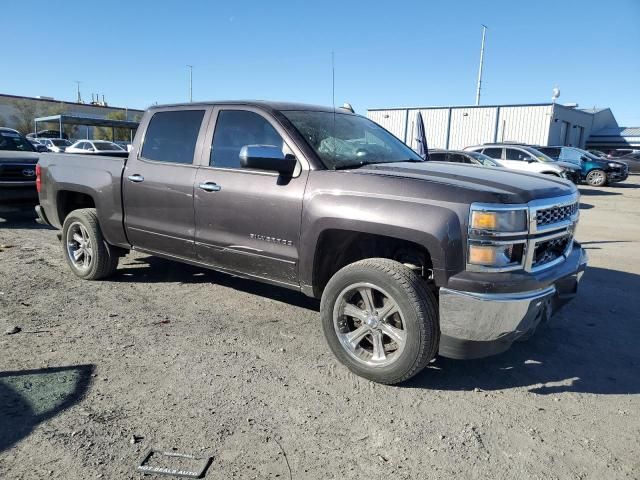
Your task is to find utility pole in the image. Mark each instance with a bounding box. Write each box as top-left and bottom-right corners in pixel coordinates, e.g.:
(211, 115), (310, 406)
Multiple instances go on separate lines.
(75, 80), (82, 103)
(475, 25), (487, 106)
(187, 65), (193, 102)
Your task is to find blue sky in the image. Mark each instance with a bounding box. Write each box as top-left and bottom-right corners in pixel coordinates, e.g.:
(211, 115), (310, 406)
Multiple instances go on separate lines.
(4, 0), (640, 125)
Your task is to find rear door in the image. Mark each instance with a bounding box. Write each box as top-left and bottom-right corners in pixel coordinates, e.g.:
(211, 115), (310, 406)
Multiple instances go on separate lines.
(193, 106), (309, 287)
(123, 107), (211, 259)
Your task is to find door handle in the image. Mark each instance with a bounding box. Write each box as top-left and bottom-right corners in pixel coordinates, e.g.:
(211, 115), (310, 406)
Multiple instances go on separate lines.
(127, 174), (144, 183)
(198, 182), (221, 192)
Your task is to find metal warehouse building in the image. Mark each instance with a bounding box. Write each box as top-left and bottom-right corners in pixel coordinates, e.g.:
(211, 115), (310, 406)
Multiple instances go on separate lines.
(367, 103), (637, 152)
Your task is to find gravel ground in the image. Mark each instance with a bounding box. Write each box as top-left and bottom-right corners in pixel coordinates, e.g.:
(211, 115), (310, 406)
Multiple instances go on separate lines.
(1, 179), (639, 479)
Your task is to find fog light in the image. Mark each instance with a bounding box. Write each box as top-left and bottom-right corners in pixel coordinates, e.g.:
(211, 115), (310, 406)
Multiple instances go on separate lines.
(468, 243), (523, 269)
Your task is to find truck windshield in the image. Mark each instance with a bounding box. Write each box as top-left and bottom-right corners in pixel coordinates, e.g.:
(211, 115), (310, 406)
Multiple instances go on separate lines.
(283, 110), (423, 169)
(0, 130), (36, 152)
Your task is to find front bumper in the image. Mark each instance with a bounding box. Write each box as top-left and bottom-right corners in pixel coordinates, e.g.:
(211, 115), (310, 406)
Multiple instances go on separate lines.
(438, 246), (588, 359)
(0, 184), (38, 204)
(607, 170), (628, 183)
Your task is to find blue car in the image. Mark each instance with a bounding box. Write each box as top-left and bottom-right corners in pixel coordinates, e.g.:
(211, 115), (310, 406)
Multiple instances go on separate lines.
(537, 146), (629, 186)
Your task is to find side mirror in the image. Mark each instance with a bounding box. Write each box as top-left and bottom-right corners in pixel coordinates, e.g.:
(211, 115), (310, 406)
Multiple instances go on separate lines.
(526, 158), (536, 163)
(239, 145), (296, 175)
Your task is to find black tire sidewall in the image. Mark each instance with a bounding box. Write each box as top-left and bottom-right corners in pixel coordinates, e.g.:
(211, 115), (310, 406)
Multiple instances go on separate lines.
(321, 261), (435, 383)
(62, 210), (110, 280)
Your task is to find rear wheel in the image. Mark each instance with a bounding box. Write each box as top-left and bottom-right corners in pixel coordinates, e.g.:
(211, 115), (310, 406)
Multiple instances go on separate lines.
(586, 169), (607, 186)
(62, 208), (120, 280)
(320, 258), (439, 384)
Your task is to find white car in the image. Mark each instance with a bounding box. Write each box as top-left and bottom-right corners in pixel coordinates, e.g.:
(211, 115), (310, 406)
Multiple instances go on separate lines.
(66, 140), (126, 154)
(464, 144), (576, 180)
(37, 138), (73, 153)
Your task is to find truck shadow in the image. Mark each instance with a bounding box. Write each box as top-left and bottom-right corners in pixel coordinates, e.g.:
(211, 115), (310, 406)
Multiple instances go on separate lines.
(114, 255), (320, 311)
(406, 266), (640, 395)
(578, 188), (621, 196)
(0, 365), (94, 452)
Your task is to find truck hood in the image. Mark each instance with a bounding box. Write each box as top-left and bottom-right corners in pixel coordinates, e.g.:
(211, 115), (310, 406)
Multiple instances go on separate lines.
(0, 150), (39, 164)
(355, 161), (576, 203)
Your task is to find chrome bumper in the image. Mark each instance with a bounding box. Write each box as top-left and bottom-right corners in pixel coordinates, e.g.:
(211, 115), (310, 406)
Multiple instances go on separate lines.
(438, 248), (588, 359)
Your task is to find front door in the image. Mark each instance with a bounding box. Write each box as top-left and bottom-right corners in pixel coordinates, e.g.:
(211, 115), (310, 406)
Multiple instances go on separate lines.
(193, 107), (309, 287)
(123, 108), (210, 259)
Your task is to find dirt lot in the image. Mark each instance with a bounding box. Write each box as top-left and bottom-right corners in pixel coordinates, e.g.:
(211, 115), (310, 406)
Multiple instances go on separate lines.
(1, 179), (639, 480)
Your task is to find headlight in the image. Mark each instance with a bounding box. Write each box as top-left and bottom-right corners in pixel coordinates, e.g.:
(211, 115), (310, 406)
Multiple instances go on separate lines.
(470, 208), (527, 233)
(608, 162), (619, 168)
(468, 243), (525, 268)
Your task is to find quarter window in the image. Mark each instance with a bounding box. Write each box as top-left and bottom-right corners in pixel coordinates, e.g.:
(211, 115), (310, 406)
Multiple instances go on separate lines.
(210, 110), (284, 169)
(141, 110), (205, 164)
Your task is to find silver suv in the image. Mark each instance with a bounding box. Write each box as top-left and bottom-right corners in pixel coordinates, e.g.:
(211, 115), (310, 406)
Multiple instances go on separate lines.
(465, 144), (581, 183)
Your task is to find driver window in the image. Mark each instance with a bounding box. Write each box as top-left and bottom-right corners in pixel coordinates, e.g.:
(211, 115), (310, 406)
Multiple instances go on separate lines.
(211, 110), (284, 169)
(505, 149), (527, 161)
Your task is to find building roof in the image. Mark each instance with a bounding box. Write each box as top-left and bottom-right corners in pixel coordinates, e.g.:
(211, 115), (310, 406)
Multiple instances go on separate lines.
(590, 126), (640, 137)
(34, 114), (139, 129)
(0, 93), (144, 113)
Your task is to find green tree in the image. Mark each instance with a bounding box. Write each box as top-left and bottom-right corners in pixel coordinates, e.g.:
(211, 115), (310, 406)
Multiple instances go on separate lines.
(94, 110), (135, 142)
(8, 99), (78, 138)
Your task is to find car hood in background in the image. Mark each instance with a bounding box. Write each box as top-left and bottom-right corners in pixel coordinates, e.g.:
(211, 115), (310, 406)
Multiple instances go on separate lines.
(356, 161), (576, 203)
(0, 150), (39, 164)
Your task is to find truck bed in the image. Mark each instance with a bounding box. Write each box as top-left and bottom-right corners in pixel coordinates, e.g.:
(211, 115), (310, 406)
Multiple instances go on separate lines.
(37, 152), (128, 247)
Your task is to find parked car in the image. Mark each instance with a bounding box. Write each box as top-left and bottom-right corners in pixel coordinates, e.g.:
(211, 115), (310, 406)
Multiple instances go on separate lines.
(607, 149), (639, 158)
(27, 138), (49, 153)
(27, 130), (68, 140)
(537, 146), (628, 186)
(616, 152), (640, 173)
(35, 101), (587, 385)
(464, 143), (581, 183)
(0, 127), (39, 203)
(66, 140), (127, 155)
(587, 149), (607, 158)
(428, 149), (502, 167)
(38, 138), (73, 153)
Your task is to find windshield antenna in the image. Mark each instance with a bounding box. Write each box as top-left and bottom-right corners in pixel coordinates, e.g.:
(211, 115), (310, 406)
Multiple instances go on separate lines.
(332, 51), (336, 165)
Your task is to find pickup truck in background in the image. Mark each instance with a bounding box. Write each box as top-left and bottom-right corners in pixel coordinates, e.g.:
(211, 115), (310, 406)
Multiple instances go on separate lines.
(35, 101), (588, 384)
(0, 127), (39, 204)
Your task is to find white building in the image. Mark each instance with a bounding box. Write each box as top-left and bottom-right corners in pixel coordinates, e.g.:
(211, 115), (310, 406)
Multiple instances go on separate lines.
(367, 102), (637, 152)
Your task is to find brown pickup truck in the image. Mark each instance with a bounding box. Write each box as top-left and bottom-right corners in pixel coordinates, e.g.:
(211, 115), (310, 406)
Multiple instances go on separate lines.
(35, 101), (587, 384)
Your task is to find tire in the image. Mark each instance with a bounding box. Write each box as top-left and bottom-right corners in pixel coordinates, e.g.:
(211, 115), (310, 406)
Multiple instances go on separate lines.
(61, 208), (120, 280)
(320, 258), (439, 384)
(586, 169), (608, 187)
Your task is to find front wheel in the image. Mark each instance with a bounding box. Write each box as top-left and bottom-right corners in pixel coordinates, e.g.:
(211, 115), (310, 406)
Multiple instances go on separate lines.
(586, 169), (607, 187)
(62, 208), (120, 280)
(320, 258), (439, 384)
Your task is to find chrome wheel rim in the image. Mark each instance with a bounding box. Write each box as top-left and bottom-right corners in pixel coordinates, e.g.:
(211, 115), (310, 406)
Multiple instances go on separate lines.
(66, 222), (93, 272)
(589, 171), (605, 185)
(333, 282), (407, 367)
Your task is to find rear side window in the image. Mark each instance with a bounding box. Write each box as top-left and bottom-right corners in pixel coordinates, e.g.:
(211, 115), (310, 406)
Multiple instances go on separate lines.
(210, 110), (283, 169)
(141, 110), (205, 164)
(428, 152), (447, 162)
(482, 147), (502, 159)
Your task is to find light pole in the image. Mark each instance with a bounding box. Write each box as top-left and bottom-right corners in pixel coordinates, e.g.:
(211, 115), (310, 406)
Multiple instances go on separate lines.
(187, 65), (193, 102)
(475, 25), (487, 106)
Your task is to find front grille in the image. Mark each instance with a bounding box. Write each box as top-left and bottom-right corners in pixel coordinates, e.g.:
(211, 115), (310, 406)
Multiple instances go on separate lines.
(0, 163), (37, 181)
(532, 234), (571, 269)
(536, 202), (578, 227)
